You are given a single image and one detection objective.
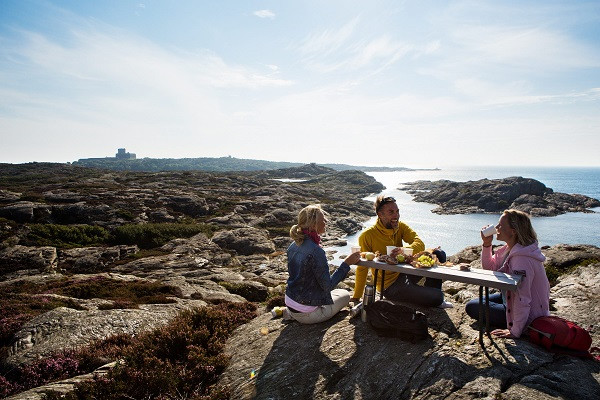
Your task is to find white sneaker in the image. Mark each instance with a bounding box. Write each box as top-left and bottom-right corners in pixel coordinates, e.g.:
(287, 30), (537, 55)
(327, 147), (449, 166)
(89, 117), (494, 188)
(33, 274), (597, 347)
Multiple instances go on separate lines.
(438, 300), (454, 309)
(282, 307), (294, 321)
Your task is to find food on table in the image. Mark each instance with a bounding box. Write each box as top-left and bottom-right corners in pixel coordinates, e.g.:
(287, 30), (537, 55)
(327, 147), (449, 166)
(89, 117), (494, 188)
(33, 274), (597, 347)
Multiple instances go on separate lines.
(376, 254), (398, 265)
(364, 252), (376, 261)
(411, 251), (437, 268)
(396, 253), (405, 263)
(458, 263), (471, 271)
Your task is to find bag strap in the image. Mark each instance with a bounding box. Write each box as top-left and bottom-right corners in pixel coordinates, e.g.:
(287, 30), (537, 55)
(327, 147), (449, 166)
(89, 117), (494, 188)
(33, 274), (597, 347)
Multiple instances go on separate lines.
(527, 325), (554, 339)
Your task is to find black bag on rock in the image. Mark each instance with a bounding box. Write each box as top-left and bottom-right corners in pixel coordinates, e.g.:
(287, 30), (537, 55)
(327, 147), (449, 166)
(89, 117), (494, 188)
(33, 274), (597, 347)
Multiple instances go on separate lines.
(366, 299), (429, 342)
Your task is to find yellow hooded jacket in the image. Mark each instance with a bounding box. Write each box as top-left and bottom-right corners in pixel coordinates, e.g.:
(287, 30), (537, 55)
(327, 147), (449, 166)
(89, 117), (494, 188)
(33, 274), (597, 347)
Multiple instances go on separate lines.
(353, 218), (425, 299)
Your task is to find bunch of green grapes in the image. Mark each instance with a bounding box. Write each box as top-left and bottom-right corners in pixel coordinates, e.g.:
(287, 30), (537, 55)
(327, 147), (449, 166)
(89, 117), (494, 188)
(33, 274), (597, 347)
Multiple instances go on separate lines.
(417, 255), (435, 266)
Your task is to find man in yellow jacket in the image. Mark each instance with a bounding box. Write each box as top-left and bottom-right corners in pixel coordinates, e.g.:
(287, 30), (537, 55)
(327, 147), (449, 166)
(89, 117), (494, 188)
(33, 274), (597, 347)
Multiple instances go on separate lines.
(351, 195), (449, 308)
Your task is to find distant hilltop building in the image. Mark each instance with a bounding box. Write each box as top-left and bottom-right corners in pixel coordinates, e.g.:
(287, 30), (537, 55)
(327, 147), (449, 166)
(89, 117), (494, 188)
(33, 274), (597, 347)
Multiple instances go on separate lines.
(76, 148), (136, 163)
(116, 148), (136, 160)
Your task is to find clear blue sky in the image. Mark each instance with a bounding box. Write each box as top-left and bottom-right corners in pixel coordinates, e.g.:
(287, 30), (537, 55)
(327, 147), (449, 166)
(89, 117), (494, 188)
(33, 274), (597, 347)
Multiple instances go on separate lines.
(1, 0), (599, 167)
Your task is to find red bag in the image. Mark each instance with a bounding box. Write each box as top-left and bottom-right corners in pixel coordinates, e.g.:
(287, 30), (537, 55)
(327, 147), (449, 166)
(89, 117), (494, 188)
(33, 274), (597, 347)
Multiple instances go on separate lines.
(528, 316), (599, 360)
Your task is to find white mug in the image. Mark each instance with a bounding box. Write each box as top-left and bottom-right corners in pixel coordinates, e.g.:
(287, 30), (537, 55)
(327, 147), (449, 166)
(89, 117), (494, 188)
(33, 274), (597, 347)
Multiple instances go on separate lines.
(481, 225), (496, 237)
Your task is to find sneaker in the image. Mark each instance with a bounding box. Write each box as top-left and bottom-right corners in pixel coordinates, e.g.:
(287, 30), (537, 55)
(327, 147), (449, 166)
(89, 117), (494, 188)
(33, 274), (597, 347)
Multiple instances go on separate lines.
(282, 307), (294, 321)
(438, 300), (454, 309)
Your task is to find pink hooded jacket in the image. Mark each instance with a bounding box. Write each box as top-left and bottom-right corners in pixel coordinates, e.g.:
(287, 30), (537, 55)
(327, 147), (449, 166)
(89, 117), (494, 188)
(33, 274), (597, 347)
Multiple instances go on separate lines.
(482, 242), (550, 337)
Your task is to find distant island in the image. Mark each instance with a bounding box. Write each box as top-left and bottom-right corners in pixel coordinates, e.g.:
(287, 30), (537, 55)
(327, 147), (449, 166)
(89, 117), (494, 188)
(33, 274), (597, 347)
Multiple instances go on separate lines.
(73, 149), (439, 173)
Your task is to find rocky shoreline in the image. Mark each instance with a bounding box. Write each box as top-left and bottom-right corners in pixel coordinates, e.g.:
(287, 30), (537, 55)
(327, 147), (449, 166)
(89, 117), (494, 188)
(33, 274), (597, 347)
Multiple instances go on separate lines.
(401, 176), (600, 216)
(1, 163), (599, 399)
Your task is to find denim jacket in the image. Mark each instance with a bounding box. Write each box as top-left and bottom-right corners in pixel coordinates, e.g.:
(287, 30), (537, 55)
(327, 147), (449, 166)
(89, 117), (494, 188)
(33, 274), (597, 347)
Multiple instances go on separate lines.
(286, 237), (350, 306)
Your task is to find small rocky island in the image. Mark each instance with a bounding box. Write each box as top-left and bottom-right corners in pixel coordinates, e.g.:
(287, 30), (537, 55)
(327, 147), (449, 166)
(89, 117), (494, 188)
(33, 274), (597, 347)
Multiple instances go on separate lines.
(401, 176), (600, 216)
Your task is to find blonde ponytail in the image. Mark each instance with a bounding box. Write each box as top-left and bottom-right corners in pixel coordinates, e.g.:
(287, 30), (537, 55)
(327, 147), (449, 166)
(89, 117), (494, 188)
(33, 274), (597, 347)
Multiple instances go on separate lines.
(290, 224), (305, 244)
(290, 204), (327, 245)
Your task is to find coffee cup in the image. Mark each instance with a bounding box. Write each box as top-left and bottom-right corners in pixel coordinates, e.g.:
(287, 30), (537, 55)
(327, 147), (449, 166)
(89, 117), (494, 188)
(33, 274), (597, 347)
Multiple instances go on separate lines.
(402, 247), (413, 256)
(350, 246), (361, 254)
(386, 245), (396, 255)
(481, 225), (496, 237)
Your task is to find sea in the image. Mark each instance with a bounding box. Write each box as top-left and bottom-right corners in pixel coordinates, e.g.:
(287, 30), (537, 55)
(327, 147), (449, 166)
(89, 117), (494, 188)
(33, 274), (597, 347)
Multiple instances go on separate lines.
(327, 166), (600, 257)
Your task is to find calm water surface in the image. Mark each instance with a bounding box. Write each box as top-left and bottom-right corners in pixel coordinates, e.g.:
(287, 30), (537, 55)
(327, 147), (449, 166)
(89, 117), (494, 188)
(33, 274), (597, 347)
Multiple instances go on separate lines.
(328, 166), (600, 257)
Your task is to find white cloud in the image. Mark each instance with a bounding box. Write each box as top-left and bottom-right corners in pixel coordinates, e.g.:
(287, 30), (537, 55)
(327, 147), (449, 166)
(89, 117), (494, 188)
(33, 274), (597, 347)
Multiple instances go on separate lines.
(298, 17), (359, 58)
(253, 9), (275, 19)
(450, 25), (600, 71)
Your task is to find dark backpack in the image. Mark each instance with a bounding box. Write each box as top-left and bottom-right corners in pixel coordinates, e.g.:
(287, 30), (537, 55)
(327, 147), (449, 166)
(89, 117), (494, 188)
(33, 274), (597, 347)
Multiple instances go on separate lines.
(366, 299), (429, 342)
(528, 315), (599, 361)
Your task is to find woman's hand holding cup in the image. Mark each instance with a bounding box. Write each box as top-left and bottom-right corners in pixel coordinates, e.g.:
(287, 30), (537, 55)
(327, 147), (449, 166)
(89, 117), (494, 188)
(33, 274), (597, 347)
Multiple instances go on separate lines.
(481, 225), (495, 247)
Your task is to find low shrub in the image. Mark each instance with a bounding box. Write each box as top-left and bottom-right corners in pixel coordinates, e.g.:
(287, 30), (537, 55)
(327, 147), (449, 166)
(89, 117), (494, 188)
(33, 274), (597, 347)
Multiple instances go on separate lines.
(0, 334), (136, 397)
(4, 302), (257, 399)
(51, 276), (183, 303)
(112, 223), (215, 249)
(266, 294), (285, 310)
(218, 281), (268, 302)
(24, 224), (111, 248)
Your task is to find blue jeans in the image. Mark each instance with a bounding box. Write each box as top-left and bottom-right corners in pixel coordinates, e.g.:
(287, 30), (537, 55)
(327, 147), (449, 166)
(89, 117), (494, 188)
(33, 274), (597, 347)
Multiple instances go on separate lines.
(465, 292), (507, 328)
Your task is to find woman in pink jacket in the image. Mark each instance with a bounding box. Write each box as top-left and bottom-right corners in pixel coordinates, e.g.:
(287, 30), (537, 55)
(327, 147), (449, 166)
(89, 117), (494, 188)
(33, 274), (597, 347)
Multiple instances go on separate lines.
(465, 209), (550, 338)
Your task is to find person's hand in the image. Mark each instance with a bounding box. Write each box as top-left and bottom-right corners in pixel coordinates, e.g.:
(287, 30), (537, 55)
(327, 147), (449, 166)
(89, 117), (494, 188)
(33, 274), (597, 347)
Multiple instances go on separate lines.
(491, 329), (515, 338)
(344, 251), (361, 265)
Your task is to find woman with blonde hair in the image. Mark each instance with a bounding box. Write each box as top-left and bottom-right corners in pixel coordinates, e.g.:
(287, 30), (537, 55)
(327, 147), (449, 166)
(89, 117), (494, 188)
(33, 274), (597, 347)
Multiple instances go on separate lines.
(465, 209), (550, 338)
(285, 204), (361, 324)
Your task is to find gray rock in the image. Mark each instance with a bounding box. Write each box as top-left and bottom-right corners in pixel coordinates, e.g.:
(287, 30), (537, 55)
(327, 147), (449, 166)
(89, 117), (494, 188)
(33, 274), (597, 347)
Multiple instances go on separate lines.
(43, 190), (83, 203)
(541, 244), (600, 271)
(0, 202), (51, 223)
(50, 202), (112, 224)
(211, 227), (276, 256)
(0, 245), (58, 273)
(218, 262), (600, 400)
(158, 194), (210, 216)
(207, 212), (247, 227)
(402, 177), (600, 216)
(58, 245), (138, 273)
(0, 189), (21, 203)
(5, 302), (205, 366)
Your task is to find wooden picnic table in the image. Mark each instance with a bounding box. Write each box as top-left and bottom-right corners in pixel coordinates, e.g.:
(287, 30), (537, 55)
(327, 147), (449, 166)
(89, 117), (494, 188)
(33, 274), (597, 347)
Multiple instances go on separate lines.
(334, 258), (523, 344)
